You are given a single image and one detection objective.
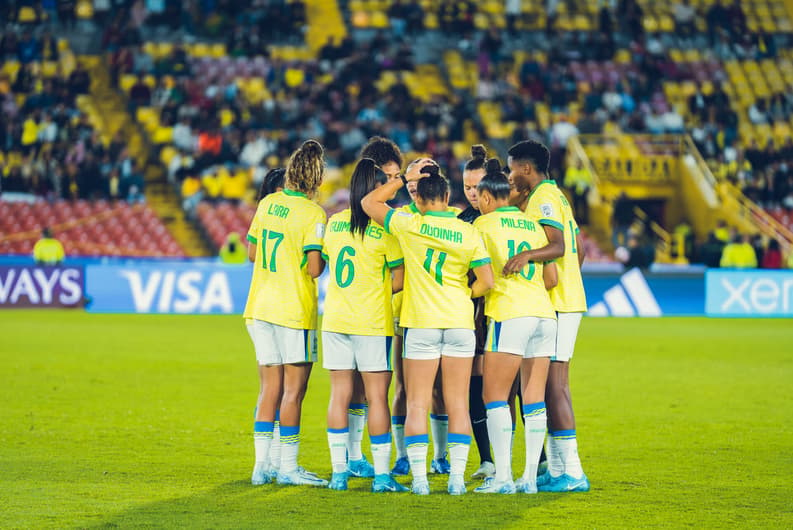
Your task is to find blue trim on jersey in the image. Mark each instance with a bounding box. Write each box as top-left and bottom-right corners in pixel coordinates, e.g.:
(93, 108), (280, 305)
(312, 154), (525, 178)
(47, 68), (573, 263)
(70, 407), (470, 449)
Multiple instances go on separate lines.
(303, 244), (323, 253)
(254, 421), (274, 433)
(327, 427), (349, 434)
(384, 209), (395, 234)
(387, 258), (404, 268)
(370, 432), (392, 445)
(405, 434), (429, 447)
(485, 401), (509, 410)
(470, 257), (492, 269)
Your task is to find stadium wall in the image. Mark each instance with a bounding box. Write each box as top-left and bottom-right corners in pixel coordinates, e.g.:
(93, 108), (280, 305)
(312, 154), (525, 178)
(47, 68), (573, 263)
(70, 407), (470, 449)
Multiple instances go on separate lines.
(2, 259), (791, 318)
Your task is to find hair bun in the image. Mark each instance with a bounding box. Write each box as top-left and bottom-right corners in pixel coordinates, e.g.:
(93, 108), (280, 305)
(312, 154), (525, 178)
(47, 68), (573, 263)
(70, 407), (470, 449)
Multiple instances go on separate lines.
(471, 144), (487, 160)
(420, 164), (440, 178)
(485, 158), (502, 174)
(300, 139), (324, 157)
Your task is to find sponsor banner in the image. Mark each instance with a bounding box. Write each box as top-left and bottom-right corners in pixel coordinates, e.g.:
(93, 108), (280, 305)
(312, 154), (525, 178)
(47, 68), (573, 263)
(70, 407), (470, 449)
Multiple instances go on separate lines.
(585, 268), (705, 317)
(706, 269), (793, 317)
(85, 263), (251, 314)
(0, 266), (84, 308)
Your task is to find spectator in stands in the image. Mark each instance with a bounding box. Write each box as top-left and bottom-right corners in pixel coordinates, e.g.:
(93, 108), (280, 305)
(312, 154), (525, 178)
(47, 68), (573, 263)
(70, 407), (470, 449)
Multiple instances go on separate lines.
(749, 98), (769, 125)
(720, 234), (758, 268)
(621, 234), (656, 270)
(219, 232), (247, 264)
(128, 74), (151, 111)
(17, 31), (41, 64)
(612, 192), (633, 248)
(761, 239), (783, 269)
(673, 0), (697, 41)
(181, 172), (202, 217)
(726, 0), (747, 39)
(706, 0), (728, 45)
(700, 232), (725, 267)
(564, 159), (592, 225)
(33, 227), (65, 265)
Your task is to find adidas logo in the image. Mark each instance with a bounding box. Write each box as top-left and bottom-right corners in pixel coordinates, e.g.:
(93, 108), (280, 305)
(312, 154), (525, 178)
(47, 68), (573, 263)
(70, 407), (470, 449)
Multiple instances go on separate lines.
(588, 268), (662, 317)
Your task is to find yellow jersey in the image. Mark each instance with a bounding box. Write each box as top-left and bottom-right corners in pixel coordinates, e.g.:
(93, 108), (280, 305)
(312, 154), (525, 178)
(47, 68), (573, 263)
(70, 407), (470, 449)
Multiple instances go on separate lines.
(525, 180), (587, 313)
(391, 202), (462, 323)
(385, 208), (491, 329)
(321, 209), (404, 336)
(244, 189), (327, 329)
(33, 237), (65, 265)
(474, 206), (555, 321)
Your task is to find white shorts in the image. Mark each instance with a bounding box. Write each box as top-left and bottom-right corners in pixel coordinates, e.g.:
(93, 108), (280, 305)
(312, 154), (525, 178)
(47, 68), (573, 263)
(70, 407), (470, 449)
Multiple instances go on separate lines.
(403, 328), (476, 360)
(250, 319), (318, 366)
(322, 331), (393, 372)
(554, 312), (583, 362)
(486, 316), (556, 358)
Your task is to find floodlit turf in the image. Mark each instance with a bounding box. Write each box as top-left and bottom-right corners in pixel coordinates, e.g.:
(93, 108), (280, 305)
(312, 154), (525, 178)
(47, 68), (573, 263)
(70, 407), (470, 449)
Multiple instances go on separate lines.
(1, 312), (792, 528)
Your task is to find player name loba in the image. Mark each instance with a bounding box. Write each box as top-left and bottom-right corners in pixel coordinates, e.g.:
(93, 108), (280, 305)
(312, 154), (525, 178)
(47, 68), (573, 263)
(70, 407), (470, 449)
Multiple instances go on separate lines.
(419, 223), (463, 243)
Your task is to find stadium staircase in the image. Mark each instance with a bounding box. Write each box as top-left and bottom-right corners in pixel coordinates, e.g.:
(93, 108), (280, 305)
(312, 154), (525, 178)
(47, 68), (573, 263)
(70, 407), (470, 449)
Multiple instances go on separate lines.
(569, 134), (793, 261)
(82, 57), (212, 257)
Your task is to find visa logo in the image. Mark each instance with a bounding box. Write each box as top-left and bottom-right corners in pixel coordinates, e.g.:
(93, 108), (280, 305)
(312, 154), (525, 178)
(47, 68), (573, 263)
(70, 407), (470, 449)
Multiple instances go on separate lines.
(120, 270), (233, 313)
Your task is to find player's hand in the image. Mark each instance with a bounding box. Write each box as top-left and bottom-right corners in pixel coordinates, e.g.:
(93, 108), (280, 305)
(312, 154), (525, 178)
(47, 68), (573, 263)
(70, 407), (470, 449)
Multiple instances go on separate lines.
(405, 158), (435, 182)
(502, 251), (531, 276)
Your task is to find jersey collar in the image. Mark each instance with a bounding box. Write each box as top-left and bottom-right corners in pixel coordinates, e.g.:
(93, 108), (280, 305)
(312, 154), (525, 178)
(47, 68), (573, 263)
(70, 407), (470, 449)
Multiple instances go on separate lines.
(495, 206), (521, 213)
(283, 189), (307, 198)
(408, 201), (420, 213)
(528, 179), (555, 201)
(424, 210), (456, 218)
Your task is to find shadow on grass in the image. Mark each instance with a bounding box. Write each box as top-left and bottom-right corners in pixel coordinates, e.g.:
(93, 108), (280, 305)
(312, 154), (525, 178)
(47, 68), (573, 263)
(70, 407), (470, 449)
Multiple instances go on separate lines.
(92, 475), (561, 529)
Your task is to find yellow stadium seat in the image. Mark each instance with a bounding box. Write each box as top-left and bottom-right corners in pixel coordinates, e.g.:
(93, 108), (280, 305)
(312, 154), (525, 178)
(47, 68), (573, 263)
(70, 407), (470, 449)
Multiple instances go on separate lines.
(210, 43), (227, 58)
(424, 13), (439, 29)
(18, 7), (38, 22)
(157, 42), (174, 59)
(143, 42), (158, 57)
(57, 39), (69, 51)
(191, 43), (210, 57)
(120, 74), (137, 93)
(152, 126), (173, 144)
(76, 0), (94, 19)
(371, 11), (389, 28)
(160, 146), (178, 166)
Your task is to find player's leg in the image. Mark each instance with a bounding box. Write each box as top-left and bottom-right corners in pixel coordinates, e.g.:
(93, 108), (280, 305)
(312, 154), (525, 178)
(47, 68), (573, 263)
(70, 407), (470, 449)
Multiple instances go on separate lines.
(469, 354), (495, 479)
(440, 328), (476, 495)
(359, 336), (407, 493)
(542, 312), (588, 492)
(516, 356), (550, 493)
(390, 328), (409, 475)
(430, 370), (449, 474)
(327, 369), (354, 490)
(249, 320), (283, 485)
(346, 371), (373, 477)
(276, 327), (326, 486)
(403, 328), (442, 494)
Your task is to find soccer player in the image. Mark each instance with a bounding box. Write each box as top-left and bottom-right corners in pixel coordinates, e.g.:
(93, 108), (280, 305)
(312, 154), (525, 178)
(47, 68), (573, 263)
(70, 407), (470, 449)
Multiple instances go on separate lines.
(505, 140), (590, 493)
(246, 167), (285, 485)
(245, 140), (328, 487)
(471, 158), (559, 494)
(322, 158), (408, 493)
(362, 164), (494, 495)
(458, 145), (495, 481)
(390, 157), (457, 476)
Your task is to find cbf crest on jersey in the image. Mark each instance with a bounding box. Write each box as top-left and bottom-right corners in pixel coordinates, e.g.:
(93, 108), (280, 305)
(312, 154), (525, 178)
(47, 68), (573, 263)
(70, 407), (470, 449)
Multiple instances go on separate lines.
(540, 203), (554, 218)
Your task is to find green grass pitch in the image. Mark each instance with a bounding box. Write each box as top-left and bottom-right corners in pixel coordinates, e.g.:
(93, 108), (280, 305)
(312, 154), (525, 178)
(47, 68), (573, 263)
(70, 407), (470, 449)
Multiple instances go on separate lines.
(1, 311), (792, 528)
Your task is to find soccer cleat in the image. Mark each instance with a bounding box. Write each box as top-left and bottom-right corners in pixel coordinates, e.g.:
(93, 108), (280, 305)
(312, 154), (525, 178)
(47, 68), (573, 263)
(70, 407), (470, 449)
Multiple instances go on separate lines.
(276, 468), (329, 487)
(430, 457), (451, 474)
(515, 476), (538, 494)
(447, 475), (467, 495)
(471, 461), (495, 480)
(347, 456), (375, 478)
(474, 477), (516, 494)
(328, 472), (348, 491)
(538, 473), (590, 493)
(537, 460), (548, 477)
(251, 462), (271, 485)
(536, 470), (552, 487)
(411, 478), (430, 495)
(372, 474), (409, 493)
(391, 456), (410, 476)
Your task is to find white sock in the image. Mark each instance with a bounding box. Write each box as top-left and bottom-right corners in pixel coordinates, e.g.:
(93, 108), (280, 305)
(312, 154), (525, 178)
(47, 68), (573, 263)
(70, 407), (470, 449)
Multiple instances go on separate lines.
(552, 429), (584, 479)
(522, 402), (547, 484)
(447, 433), (471, 480)
(405, 434), (429, 481)
(546, 434), (563, 477)
(327, 428), (349, 473)
(392, 415), (407, 459)
(347, 403), (366, 461)
(430, 414), (448, 460)
(254, 421), (274, 464)
(370, 432), (392, 476)
(485, 402), (513, 483)
(279, 425), (300, 474)
(270, 417), (281, 471)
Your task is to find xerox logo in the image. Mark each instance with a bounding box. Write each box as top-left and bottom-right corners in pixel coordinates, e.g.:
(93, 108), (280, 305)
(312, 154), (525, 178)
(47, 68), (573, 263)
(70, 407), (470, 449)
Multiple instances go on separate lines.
(587, 268), (662, 317)
(706, 270), (793, 317)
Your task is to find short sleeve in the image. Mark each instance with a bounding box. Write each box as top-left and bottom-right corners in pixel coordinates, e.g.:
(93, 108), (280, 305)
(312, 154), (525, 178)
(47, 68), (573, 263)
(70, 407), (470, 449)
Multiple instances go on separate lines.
(246, 202), (263, 245)
(302, 208), (327, 253)
(384, 232), (404, 268)
(384, 208), (413, 236)
(469, 227), (492, 269)
(532, 189), (564, 232)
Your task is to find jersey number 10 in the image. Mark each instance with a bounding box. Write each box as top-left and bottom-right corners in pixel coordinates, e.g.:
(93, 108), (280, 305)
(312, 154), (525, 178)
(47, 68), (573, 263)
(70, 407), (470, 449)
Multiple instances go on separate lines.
(507, 240), (536, 280)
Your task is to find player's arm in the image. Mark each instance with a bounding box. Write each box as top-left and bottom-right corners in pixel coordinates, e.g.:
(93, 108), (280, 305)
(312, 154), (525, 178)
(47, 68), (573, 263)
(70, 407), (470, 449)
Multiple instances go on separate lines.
(470, 263), (494, 298)
(576, 230), (586, 267)
(305, 250), (325, 278)
(248, 243), (256, 262)
(361, 177), (404, 227)
(543, 262), (558, 290)
(503, 225), (565, 275)
(390, 264), (405, 294)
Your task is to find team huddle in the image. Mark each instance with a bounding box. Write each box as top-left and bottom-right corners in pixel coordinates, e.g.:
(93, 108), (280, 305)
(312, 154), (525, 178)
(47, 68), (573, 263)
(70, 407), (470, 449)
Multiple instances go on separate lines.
(243, 136), (589, 495)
